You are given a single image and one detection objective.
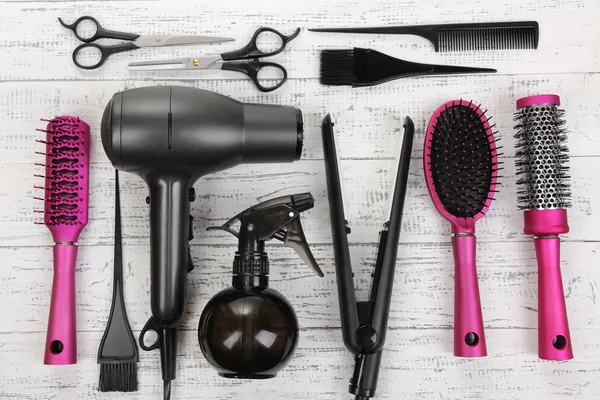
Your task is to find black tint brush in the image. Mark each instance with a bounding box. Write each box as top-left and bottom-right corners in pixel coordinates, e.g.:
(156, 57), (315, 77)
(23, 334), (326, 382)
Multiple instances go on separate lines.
(310, 21), (539, 52)
(97, 170), (139, 392)
(320, 48), (496, 87)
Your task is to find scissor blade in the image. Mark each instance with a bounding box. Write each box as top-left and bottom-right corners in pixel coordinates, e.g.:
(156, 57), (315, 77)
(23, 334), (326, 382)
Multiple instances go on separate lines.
(135, 35), (234, 48)
(128, 57), (222, 70)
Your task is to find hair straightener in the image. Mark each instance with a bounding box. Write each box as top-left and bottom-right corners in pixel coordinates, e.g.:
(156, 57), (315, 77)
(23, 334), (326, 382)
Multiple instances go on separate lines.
(320, 114), (414, 399)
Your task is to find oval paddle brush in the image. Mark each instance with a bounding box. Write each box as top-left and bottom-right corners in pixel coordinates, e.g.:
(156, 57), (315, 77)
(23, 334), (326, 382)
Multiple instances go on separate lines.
(424, 100), (501, 357)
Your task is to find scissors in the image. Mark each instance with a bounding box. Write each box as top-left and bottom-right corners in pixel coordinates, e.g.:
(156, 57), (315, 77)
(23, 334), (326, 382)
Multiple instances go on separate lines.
(128, 27), (301, 92)
(58, 16), (234, 70)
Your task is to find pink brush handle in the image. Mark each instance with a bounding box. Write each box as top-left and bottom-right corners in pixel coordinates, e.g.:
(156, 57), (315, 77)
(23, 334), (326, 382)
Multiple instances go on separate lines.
(44, 244), (78, 365)
(452, 235), (487, 357)
(535, 237), (573, 360)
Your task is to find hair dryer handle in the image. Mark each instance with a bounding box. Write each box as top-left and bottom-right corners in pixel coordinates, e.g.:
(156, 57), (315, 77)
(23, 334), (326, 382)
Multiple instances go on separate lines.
(147, 175), (191, 324)
(452, 235), (487, 357)
(535, 237), (573, 360)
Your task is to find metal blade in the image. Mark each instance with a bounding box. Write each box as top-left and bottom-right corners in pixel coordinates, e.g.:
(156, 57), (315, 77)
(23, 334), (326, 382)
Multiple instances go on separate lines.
(128, 57), (222, 71)
(135, 35), (234, 48)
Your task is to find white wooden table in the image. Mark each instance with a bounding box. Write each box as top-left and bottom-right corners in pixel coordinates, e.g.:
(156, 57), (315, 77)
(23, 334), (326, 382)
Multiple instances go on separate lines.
(2, 0), (600, 399)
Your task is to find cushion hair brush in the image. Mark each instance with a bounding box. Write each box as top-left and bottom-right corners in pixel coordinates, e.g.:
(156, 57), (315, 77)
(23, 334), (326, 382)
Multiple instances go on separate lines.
(514, 94), (573, 360)
(35, 116), (90, 364)
(320, 48), (496, 87)
(424, 100), (501, 357)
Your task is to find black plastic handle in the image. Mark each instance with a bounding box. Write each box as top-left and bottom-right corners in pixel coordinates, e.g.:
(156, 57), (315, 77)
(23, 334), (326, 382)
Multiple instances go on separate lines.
(72, 42), (139, 70)
(58, 16), (139, 43)
(139, 316), (162, 351)
(221, 27), (301, 61)
(221, 61), (288, 92)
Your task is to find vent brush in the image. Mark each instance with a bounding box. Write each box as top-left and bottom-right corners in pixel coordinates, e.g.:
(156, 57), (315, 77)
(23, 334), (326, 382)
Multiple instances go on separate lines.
(514, 94), (573, 360)
(424, 100), (501, 357)
(35, 116), (90, 364)
(310, 21), (539, 52)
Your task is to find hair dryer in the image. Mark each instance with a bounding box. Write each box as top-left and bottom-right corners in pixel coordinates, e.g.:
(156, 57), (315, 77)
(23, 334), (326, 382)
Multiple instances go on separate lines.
(100, 85), (304, 399)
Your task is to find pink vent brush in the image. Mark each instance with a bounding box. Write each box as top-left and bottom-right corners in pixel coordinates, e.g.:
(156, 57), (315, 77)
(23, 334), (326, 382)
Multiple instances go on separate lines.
(35, 116), (90, 365)
(514, 94), (573, 360)
(424, 100), (501, 357)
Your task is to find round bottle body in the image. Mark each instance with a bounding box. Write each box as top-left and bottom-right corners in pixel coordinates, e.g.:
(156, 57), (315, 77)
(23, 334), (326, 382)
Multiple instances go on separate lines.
(198, 286), (298, 379)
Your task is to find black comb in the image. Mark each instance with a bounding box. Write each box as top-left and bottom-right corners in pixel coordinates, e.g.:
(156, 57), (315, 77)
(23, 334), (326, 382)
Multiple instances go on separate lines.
(310, 21), (539, 52)
(428, 102), (502, 218)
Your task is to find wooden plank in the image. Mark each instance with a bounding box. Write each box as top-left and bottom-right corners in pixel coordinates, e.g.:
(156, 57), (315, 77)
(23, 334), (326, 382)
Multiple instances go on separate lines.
(1, 1), (600, 81)
(3, 75), (599, 165)
(6, 155), (599, 247)
(1, 328), (599, 400)
(3, 241), (597, 333)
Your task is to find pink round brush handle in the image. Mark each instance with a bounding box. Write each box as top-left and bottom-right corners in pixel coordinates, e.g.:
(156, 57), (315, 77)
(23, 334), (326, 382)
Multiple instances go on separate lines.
(44, 245), (78, 365)
(523, 209), (573, 360)
(535, 237), (573, 360)
(452, 235), (487, 357)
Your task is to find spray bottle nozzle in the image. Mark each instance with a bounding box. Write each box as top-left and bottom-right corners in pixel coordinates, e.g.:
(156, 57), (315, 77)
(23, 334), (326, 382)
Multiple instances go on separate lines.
(207, 192), (323, 277)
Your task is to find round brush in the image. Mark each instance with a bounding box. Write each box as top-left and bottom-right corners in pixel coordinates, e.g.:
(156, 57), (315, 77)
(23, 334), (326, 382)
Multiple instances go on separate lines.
(514, 94), (573, 360)
(424, 100), (501, 357)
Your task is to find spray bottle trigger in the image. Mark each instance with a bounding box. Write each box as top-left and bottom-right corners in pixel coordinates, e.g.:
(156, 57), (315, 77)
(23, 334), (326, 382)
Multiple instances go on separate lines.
(207, 220), (240, 238)
(278, 218), (324, 277)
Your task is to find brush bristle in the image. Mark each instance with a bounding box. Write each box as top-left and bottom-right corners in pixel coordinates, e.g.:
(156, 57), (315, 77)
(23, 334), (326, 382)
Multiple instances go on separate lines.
(35, 116), (90, 233)
(438, 26), (538, 52)
(514, 104), (571, 210)
(319, 49), (355, 86)
(427, 101), (500, 219)
(99, 362), (138, 392)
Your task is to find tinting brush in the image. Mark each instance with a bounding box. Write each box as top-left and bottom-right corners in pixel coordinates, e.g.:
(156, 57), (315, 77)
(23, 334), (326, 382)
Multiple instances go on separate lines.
(97, 170), (139, 391)
(514, 94), (573, 360)
(320, 48), (496, 87)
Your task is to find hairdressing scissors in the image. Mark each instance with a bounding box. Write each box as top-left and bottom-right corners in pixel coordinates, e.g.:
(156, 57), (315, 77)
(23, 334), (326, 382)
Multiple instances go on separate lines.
(128, 27), (301, 92)
(58, 16), (234, 70)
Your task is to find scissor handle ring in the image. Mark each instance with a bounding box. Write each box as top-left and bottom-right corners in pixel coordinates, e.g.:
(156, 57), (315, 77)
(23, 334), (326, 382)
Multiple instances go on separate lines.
(59, 16), (101, 43)
(72, 42), (106, 70)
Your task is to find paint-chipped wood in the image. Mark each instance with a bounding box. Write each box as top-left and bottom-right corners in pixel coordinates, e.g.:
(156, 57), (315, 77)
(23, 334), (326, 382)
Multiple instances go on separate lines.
(2, 0), (600, 398)
(2, 242), (598, 332)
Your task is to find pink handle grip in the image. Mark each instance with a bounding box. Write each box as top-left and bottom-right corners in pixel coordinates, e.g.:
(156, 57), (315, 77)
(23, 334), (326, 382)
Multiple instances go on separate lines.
(535, 237), (573, 360)
(452, 235), (487, 357)
(44, 245), (78, 365)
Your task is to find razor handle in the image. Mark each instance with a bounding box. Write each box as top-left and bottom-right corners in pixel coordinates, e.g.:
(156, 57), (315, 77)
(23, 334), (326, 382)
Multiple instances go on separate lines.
(451, 235), (487, 357)
(44, 244), (78, 365)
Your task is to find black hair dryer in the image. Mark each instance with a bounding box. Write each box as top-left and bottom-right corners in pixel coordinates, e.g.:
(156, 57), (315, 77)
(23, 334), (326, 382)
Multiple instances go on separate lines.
(199, 193), (323, 378)
(100, 86), (304, 398)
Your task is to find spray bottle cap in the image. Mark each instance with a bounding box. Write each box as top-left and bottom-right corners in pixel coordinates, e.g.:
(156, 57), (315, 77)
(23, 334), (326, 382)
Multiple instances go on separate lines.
(208, 192), (323, 277)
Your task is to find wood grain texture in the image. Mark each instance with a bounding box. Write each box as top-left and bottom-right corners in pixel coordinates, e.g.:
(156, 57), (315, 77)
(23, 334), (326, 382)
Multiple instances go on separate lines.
(2, 0), (600, 399)
(2, 329), (600, 400)
(6, 155), (600, 247)
(3, 241), (599, 333)
(2, 75), (600, 163)
(1, 0), (600, 81)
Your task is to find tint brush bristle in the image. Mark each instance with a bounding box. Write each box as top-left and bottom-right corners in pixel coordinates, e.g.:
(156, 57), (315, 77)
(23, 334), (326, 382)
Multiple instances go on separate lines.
(427, 101), (500, 219)
(319, 49), (355, 86)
